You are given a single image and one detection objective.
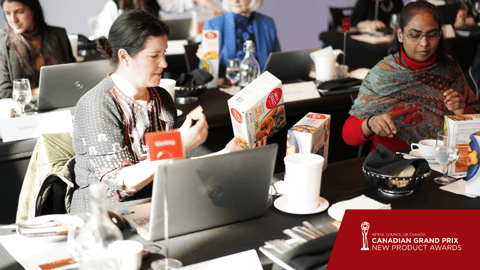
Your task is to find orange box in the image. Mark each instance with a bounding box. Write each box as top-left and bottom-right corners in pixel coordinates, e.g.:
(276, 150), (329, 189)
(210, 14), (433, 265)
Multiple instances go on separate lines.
(145, 131), (184, 161)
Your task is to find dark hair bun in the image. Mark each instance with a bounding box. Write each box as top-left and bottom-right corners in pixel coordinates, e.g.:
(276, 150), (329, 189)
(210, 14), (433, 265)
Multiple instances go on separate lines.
(96, 37), (113, 59)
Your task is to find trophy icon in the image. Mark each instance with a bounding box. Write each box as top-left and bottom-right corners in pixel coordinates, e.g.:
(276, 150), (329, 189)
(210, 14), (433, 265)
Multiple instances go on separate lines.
(361, 222), (370, 251)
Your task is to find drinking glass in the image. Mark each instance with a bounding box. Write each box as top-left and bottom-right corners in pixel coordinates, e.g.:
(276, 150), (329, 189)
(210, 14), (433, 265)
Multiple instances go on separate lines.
(389, 14), (400, 30)
(12, 78), (32, 116)
(150, 168), (183, 270)
(434, 131), (459, 185)
(226, 59), (241, 87)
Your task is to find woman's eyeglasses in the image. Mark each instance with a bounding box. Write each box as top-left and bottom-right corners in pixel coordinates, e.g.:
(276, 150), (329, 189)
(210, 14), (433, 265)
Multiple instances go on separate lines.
(403, 31), (442, 42)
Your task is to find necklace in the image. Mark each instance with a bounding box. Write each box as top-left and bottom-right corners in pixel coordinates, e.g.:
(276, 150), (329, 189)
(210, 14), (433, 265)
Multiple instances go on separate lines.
(380, 0), (394, 13)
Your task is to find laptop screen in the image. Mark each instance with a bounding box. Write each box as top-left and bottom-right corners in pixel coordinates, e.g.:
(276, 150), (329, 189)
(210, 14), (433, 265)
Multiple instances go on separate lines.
(262, 48), (320, 83)
(37, 60), (110, 112)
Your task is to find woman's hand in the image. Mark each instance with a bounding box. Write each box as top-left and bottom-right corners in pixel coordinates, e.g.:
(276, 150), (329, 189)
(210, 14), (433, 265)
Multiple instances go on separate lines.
(223, 137), (268, 153)
(357, 20), (386, 33)
(196, 44), (204, 61)
(362, 114), (397, 138)
(444, 88), (466, 115)
(179, 113), (208, 152)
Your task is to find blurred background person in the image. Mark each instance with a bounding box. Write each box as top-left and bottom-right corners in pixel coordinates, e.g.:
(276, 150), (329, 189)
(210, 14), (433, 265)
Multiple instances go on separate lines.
(0, 0), (76, 99)
(343, 1), (480, 152)
(352, 0), (404, 33)
(196, 0), (280, 71)
(89, 0), (220, 39)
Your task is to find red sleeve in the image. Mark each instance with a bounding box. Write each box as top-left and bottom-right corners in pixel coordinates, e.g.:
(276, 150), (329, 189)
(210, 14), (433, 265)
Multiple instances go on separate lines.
(342, 115), (370, 146)
(466, 108), (475, 114)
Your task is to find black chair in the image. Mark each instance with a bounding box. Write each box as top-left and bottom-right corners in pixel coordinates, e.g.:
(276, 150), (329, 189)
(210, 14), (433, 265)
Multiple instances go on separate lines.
(466, 42), (480, 98)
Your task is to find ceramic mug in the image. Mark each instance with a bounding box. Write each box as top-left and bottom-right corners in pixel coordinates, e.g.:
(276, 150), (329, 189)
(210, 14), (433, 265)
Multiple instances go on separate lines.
(411, 139), (436, 158)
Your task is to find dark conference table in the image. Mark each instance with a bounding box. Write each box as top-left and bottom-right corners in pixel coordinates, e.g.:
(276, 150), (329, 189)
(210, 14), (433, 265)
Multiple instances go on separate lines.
(1, 154), (478, 270)
(319, 31), (480, 73)
(0, 87), (360, 225)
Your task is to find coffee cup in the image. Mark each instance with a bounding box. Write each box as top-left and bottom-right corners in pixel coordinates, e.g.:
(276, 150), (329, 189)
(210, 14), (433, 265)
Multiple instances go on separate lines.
(284, 153), (324, 211)
(110, 240), (143, 270)
(159, 78), (176, 101)
(411, 139), (436, 158)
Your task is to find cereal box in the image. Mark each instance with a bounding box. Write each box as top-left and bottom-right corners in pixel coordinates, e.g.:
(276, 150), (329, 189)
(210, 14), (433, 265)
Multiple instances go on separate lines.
(228, 71), (286, 149)
(286, 113), (330, 171)
(444, 114), (480, 175)
(201, 30), (219, 88)
(465, 132), (480, 196)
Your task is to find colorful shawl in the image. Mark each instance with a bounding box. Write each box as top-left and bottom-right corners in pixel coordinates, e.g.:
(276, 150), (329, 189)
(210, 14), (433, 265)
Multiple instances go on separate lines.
(350, 52), (480, 146)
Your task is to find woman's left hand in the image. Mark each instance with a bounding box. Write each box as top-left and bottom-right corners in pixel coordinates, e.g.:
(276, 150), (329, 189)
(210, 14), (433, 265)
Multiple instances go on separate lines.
(444, 88), (466, 115)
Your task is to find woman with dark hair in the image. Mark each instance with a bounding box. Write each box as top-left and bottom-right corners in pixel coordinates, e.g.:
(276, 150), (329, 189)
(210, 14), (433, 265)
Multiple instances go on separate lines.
(72, 10), (249, 212)
(0, 0), (76, 99)
(343, 1), (480, 152)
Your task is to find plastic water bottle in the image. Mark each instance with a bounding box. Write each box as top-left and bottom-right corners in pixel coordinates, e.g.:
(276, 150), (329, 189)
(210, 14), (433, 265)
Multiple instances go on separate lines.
(77, 183), (123, 270)
(239, 40), (260, 89)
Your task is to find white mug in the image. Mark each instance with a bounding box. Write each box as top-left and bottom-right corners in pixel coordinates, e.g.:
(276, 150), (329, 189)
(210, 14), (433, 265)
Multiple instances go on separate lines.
(110, 240), (143, 270)
(159, 78), (176, 101)
(284, 153), (324, 211)
(411, 139), (436, 158)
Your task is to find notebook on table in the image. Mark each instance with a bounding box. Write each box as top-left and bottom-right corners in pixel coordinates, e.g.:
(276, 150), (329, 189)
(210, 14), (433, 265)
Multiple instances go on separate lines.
(120, 144), (279, 241)
(263, 48), (320, 83)
(37, 60), (110, 112)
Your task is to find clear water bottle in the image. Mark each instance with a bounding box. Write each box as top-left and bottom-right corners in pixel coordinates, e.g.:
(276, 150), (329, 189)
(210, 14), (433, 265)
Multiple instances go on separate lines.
(77, 183), (123, 270)
(239, 40), (260, 89)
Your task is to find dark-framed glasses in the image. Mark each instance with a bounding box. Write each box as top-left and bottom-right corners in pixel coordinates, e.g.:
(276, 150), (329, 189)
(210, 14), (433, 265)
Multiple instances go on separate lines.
(403, 31), (442, 42)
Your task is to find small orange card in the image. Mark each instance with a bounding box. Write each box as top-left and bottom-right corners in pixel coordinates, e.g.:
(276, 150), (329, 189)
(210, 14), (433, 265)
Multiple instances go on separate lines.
(342, 17), (351, 33)
(145, 131), (185, 161)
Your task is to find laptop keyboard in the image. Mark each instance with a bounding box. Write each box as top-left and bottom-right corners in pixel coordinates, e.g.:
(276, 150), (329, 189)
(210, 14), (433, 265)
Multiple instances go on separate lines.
(133, 216), (150, 231)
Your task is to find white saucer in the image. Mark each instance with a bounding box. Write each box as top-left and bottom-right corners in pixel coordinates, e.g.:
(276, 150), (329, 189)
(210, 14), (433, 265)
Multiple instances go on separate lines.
(273, 196), (329, 215)
(177, 109), (183, 117)
(410, 151), (438, 164)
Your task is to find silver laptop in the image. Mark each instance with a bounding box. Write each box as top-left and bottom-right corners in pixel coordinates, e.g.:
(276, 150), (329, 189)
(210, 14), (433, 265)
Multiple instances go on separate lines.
(263, 48), (320, 83)
(120, 144), (278, 241)
(165, 18), (192, 40)
(37, 60), (110, 112)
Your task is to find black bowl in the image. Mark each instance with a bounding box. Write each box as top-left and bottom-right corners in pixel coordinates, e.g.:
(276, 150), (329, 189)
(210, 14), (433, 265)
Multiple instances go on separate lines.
(174, 84), (206, 97)
(362, 165), (430, 196)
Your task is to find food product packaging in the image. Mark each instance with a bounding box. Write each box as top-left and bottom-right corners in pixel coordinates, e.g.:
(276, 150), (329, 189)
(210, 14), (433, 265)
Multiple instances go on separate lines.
(228, 71), (286, 149)
(465, 132), (480, 196)
(201, 30), (219, 88)
(444, 114), (480, 176)
(286, 113), (330, 171)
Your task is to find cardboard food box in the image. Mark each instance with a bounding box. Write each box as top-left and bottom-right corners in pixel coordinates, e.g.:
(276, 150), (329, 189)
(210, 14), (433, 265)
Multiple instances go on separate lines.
(228, 71), (286, 149)
(201, 30), (219, 88)
(444, 114), (480, 175)
(286, 113), (330, 171)
(465, 132), (480, 196)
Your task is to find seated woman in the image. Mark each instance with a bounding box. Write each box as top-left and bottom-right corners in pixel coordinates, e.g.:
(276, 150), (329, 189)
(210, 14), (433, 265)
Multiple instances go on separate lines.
(351, 0), (404, 33)
(0, 0), (76, 99)
(197, 0), (280, 71)
(343, 1), (480, 153)
(72, 10), (257, 213)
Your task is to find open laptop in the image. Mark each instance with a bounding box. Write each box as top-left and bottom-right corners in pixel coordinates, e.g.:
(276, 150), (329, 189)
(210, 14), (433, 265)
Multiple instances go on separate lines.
(263, 48), (320, 83)
(120, 144), (278, 241)
(438, 3), (459, 26)
(37, 60), (110, 112)
(165, 18), (192, 40)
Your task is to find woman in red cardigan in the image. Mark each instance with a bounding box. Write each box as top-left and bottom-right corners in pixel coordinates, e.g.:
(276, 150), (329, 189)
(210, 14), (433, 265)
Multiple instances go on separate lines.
(343, 1), (480, 152)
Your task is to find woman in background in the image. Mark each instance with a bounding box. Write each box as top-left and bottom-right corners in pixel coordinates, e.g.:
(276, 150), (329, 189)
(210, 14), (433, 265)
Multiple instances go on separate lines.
(90, 0), (220, 39)
(343, 1), (480, 152)
(197, 0), (280, 71)
(0, 0), (76, 99)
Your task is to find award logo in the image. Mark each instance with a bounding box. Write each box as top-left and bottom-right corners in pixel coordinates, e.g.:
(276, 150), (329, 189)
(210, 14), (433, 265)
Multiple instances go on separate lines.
(361, 221), (370, 251)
